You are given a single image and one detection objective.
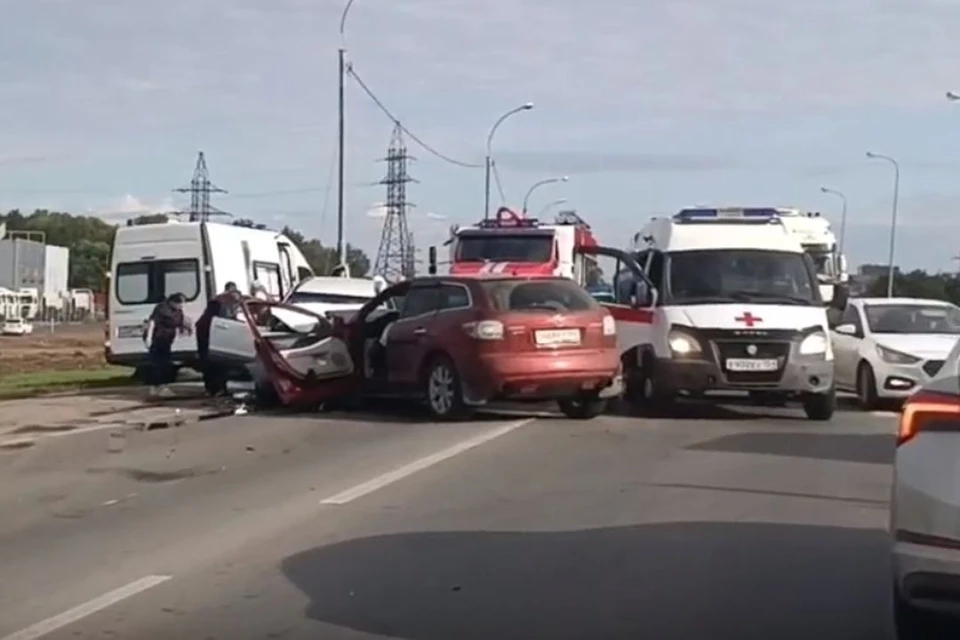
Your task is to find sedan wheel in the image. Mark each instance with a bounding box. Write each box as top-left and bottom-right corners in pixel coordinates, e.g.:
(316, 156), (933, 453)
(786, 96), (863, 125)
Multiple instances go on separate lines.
(856, 362), (879, 411)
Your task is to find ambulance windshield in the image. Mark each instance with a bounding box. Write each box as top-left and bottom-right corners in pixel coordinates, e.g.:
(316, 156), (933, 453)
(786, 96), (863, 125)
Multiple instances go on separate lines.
(665, 249), (820, 305)
(456, 232), (554, 263)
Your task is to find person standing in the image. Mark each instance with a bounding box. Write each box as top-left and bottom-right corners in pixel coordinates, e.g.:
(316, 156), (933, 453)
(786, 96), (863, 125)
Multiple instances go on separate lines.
(144, 293), (191, 397)
(195, 282), (240, 396)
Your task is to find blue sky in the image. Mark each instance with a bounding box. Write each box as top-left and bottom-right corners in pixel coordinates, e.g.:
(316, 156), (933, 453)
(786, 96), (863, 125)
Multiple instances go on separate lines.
(2, 0), (960, 271)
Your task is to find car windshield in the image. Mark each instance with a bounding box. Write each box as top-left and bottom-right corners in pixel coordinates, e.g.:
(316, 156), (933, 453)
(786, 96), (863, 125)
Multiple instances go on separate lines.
(456, 232), (554, 263)
(286, 291), (372, 306)
(864, 304), (960, 334)
(481, 279), (597, 313)
(665, 249), (819, 305)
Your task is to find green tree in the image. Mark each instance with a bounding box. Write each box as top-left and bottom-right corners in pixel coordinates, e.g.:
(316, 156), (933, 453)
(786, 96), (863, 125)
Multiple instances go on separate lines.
(0, 209), (371, 292)
(867, 270), (960, 305)
(280, 226), (369, 277)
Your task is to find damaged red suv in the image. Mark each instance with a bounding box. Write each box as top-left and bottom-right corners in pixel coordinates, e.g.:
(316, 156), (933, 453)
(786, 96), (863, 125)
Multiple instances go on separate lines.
(242, 275), (622, 419)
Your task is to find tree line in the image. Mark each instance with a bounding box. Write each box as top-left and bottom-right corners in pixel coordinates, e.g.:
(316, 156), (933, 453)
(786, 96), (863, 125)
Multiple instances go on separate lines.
(861, 270), (960, 305)
(0, 209), (370, 292)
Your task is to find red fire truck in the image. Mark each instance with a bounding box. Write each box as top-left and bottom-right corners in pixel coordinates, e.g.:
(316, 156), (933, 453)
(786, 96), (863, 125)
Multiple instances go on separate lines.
(447, 207), (601, 283)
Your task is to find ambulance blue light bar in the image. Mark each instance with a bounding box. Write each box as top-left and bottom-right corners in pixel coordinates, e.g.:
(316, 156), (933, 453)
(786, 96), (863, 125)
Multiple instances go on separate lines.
(673, 207), (782, 224)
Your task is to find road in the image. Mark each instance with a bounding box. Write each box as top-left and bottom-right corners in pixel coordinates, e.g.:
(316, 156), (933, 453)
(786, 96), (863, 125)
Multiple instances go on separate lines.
(0, 397), (897, 640)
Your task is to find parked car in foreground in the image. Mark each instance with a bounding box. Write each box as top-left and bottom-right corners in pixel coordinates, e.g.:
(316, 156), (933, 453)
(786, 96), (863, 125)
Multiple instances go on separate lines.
(891, 341), (960, 638)
(240, 275), (623, 419)
(830, 297), (960, 410)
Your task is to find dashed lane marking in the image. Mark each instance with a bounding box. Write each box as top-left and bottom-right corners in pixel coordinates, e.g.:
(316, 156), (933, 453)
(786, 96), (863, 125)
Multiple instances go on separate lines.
(320, 418), (536, 505)
(1, 575), (172, 640)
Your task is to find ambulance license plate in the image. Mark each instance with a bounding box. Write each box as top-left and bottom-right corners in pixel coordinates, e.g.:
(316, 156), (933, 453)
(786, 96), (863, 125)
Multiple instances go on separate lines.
(725, 358), (779, 372)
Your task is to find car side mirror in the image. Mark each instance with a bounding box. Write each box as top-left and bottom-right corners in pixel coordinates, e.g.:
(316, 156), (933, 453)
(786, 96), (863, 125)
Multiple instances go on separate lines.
(834, 323), (857, 336)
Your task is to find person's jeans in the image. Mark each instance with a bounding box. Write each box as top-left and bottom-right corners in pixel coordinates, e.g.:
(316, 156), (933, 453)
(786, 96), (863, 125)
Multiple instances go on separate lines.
(147, 339), (175, 386)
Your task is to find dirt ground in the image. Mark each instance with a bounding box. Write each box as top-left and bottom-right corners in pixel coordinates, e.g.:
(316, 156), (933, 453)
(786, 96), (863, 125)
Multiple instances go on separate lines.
(0, 323), (107, 376)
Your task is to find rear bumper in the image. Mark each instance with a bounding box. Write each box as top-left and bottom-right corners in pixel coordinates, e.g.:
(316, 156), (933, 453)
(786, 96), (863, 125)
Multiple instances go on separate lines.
(894, 534), (960, 616)
(468, 350), (622, 402)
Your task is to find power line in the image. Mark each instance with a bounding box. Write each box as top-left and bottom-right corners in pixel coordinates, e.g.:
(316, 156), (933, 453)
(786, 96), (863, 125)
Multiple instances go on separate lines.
(345, 63), (483, 169)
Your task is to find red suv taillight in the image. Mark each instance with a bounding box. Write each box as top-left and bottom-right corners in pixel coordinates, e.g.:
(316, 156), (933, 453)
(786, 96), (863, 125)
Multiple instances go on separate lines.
(898, 390), (960, 446)
(462, 319), (504, 340)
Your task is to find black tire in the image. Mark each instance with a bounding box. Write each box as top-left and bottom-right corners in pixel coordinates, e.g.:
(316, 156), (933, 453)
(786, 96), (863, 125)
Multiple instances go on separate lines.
(801, 386), (836, 420)
(856, 362), (879, 411)
(557, 393), (607, 419)
(422, 355), (471, 421)
(893, 586), (955, 639)
(628, 356), (674, 417)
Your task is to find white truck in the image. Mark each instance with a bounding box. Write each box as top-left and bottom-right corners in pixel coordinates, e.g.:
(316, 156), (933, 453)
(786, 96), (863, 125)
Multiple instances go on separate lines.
(596, 206), (848, 420)
(770, 208), (848, 303)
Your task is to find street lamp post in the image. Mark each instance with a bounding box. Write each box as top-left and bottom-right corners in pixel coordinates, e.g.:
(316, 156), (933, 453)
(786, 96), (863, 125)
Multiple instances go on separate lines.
(536, 198), (568, 217)
(819, 186), (848, 255)
(521, 176), (568, 215)
(335, 0), (357, 273)
(866, 151), (900, 298)
(484, 103), (534, 220)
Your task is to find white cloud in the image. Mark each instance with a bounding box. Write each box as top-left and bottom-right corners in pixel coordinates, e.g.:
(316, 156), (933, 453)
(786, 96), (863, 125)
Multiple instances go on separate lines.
(90, 194), (177, 220)
(366, 202), (387, 218)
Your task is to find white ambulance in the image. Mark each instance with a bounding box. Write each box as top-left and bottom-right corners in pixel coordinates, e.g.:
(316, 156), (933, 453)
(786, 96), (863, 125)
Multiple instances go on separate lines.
(578, 207), (847, 420)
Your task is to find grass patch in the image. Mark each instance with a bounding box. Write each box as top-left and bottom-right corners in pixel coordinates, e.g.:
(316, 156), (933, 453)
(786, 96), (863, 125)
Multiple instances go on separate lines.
(0, 367), (136, 399)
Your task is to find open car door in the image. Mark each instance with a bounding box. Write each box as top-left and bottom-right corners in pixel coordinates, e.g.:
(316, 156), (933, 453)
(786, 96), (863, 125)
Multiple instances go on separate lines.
(239, 299), (358, 407)
(574, 245), (657, 355)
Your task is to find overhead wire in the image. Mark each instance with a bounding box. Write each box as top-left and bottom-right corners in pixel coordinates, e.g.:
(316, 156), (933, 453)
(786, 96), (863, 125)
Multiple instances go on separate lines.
(345, 63), (483, 169)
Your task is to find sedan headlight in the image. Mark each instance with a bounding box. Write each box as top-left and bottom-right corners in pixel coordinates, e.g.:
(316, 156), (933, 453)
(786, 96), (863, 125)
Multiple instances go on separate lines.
(876, 344), (922, 365)
(799, 331), (828, 355)
(668, 328), (702, 355)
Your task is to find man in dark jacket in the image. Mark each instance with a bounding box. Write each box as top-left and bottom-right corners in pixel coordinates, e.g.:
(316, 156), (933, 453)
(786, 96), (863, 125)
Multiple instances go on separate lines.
(195, 282), (240, 395)
(144, 293), (191, 397)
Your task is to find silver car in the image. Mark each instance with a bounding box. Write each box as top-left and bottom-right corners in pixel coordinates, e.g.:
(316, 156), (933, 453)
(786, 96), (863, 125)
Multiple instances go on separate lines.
(891, 338), (960, 637)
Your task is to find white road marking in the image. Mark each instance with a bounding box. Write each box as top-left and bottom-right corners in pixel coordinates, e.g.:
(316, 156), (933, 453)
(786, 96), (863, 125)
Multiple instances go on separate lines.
(1, 575), (171, 640)
(320, 418), (535, 505)
(868, 410), (899, 417)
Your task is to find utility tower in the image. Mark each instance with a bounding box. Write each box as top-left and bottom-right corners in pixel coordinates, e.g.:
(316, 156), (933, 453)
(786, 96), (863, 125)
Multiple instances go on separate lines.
(373, 123), (417, 281)
(173, 151), (229, 222)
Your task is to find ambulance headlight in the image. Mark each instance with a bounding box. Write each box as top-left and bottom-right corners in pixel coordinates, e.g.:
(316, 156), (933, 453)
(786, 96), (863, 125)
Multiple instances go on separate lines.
(668, 328), (702, 355)
(799, 330), (828, 356)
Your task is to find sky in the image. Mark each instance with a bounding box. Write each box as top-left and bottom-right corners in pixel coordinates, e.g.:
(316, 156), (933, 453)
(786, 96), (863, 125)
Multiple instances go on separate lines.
(2, 0), (960, 271)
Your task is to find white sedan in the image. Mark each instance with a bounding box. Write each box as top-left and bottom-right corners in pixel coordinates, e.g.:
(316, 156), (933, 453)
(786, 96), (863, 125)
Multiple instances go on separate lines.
(1, 318), (33, 335)
(283, 276), (386, 320)
(830, 297), (960, 410)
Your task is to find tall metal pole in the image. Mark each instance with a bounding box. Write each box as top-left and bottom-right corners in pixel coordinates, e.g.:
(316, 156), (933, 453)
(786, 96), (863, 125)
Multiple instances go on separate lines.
(483, 102), (534, 220)
(521, 176), (568, 215)
(483, 155), (492, 222)
(336, 46), (346, 269)
(866, 152), (900, 298)
(819, 186), (848, 254)
(335, 0), (356, 274)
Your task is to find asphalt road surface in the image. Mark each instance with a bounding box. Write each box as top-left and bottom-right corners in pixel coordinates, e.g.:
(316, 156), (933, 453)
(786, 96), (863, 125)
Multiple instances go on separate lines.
(0, 396), (899, 639)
